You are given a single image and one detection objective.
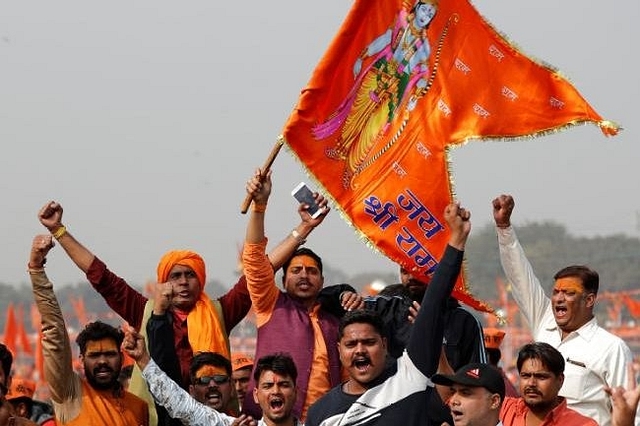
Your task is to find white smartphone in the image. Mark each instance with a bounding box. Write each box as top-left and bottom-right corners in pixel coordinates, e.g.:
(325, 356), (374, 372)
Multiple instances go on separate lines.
(291, 182), (323, 219)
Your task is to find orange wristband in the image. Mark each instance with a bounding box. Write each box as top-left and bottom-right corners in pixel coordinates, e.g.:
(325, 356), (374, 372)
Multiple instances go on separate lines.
(253, 203), (267, 213)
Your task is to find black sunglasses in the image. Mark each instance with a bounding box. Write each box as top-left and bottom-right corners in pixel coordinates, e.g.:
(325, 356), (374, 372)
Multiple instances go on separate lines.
(194, 375), (230, 386)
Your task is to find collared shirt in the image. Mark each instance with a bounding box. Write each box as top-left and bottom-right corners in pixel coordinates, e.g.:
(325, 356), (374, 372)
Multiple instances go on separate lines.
(501, 396), (598, 426)
(142, 359), (304, 426)
(497, 226), (634, 426)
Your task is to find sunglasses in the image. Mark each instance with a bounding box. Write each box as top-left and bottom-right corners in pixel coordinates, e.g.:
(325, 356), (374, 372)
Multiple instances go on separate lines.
(194, 375), (230, 386)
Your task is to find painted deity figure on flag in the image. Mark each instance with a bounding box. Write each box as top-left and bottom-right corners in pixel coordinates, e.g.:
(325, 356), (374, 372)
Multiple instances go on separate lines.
(312, 0), (438, 184)
(283, 0), (618, 315)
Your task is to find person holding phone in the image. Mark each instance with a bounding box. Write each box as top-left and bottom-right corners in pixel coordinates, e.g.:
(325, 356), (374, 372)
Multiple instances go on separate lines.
(241, 168), (357, 422)
(36, 198), (335, 426)
(291, 182), (324, 219)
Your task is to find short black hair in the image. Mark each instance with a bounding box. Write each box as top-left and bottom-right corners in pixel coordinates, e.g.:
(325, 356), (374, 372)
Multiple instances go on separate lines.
(553, 265), (599, 295)
(282, 247), (323, 277)
(516, 342), (565, 377)
(0, 343), (13, 385)
(190, 352), (232, 383)
(338, 310), (385, 340)
(75, 321), (124, 355)
(253, 353), (297, 384)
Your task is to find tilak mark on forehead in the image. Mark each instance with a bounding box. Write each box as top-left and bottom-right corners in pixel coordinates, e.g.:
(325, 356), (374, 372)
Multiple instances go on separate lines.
(553, 277), (585, 294)
(85, 339), (119, 355)
(196, 365), (228, 378)
(288, 255), (320, 270)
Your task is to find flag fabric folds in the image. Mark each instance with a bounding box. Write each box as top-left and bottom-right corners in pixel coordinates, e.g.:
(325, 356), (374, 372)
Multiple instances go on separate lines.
(282, 0), (617, 313)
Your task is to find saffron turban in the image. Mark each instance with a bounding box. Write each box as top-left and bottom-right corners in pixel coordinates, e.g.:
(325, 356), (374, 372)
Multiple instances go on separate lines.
(157, 250), (206, 288)
(156, 249), (229, 357)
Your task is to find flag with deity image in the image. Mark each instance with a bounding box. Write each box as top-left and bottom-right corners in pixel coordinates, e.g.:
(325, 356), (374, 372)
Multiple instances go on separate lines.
(281, 0), (619, 313)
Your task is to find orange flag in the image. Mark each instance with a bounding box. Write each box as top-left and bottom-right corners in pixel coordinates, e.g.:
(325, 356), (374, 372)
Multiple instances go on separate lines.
(70, 296), (88, 327)
(16, 305), (33, 356)
(623, 295), (640, 318)
(3, 303), (17, 355)
(282, 0), (617, 313)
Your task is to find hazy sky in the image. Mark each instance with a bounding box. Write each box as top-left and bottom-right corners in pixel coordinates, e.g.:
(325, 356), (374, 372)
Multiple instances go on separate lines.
(1, 0), (638, 289)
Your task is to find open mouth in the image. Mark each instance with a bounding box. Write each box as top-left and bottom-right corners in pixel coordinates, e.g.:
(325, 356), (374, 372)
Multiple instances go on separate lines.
(353, 357), (371, 372)
(269, 397), (284, 411)
(297, 281), (311, 291)
(206, 391), (221, 402)
(554, 305), (567, 318)
(451, 409), (463, 420)
(94, 368), (113, 379)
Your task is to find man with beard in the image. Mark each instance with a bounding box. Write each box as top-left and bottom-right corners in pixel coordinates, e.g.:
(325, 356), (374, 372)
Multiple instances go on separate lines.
(432, 343), (597, 426)
(500, 342), (597, 425)
(492, 194), (634, 426)
(38, 200), (335, 426)
(28, 235), (148, 425)
(305, 201), (472, 426)
(123, 327), (301, 426)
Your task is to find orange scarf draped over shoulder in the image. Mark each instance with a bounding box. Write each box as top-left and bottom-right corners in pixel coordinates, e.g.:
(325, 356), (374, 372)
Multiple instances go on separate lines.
(156, 250), (229, 358)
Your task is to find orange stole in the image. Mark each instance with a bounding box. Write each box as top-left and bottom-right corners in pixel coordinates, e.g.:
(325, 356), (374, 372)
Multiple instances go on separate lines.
(62, 381), (148, 426)
(282, 0), (617, 313)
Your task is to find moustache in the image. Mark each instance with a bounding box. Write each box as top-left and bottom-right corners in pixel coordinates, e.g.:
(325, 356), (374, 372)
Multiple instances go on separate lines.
(523, 387), (541, 396)
(93, 366), (114, 375)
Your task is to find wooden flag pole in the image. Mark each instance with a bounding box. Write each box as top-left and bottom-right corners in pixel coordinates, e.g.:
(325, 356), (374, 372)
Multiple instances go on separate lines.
(240, 137), (284, 214)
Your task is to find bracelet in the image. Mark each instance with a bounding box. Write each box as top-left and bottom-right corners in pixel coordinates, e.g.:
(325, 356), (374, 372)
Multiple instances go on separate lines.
(27, 266), (45, 274)
(52, 225), (67, 240)
(253, 203), (267, 213)
(291, 229), (307, 245)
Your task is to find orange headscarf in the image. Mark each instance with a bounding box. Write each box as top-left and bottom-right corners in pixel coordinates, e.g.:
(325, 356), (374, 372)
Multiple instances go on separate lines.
(157, 250), (229, 358)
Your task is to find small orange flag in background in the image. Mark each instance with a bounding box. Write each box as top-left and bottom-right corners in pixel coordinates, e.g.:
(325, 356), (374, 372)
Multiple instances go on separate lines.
(3, 303), (17, 355)
(282, 0), (618, 313)
(16, 305), (32, 356)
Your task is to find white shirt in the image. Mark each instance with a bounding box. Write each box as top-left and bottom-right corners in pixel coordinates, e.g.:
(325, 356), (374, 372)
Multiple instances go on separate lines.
(497, 226), (634, 426)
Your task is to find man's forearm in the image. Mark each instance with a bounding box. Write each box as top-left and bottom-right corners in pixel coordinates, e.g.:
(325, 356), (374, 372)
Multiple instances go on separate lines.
(31, 271), (76, 403)
(497, 226), (549, 327)
(268, 221), (315, 270)
(408, 245), (463, 374)
(141, 359), (235, 425)
(51, 230), (95, 273)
